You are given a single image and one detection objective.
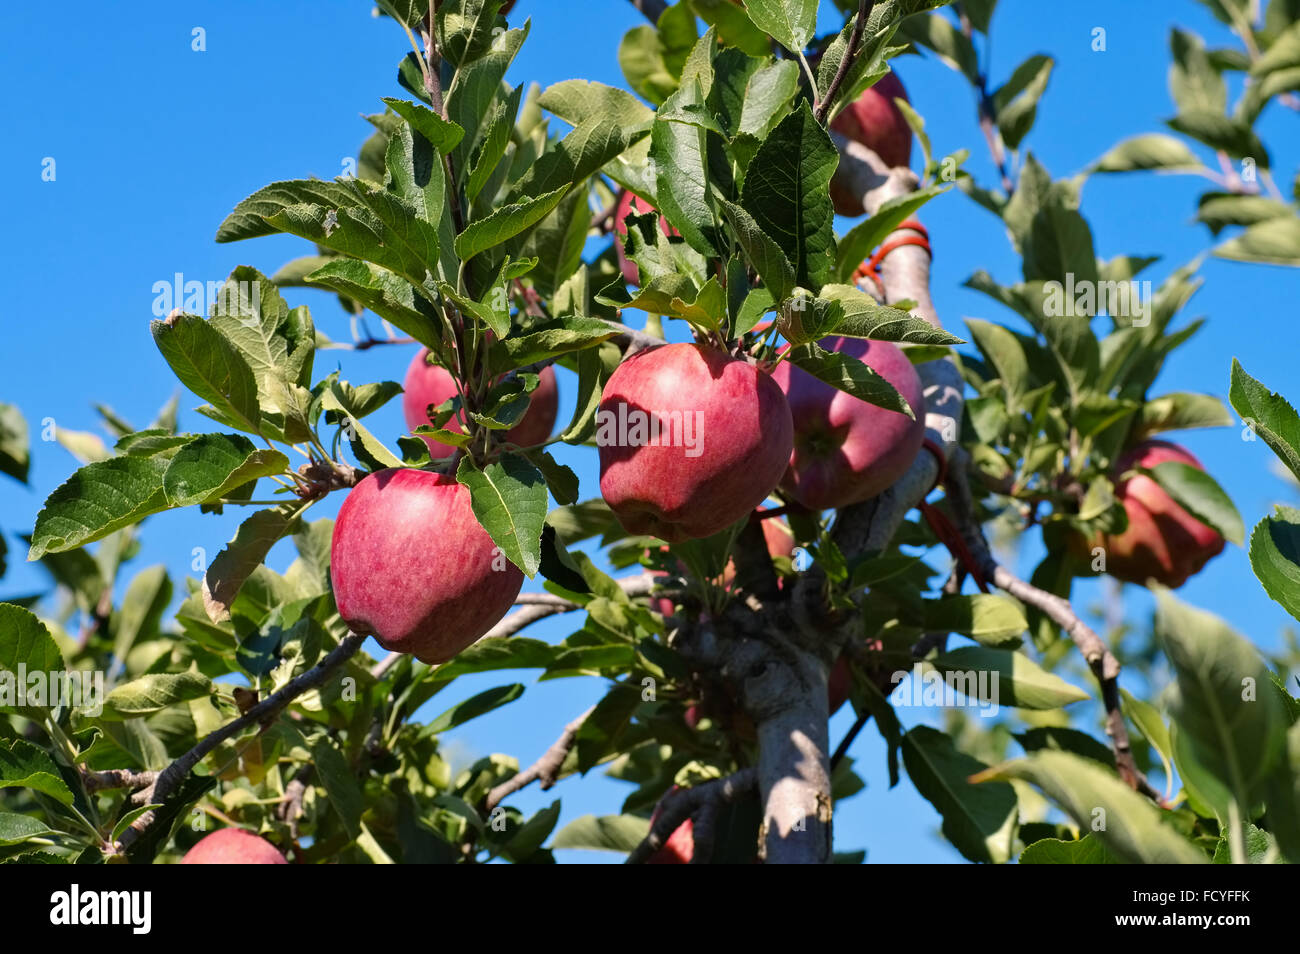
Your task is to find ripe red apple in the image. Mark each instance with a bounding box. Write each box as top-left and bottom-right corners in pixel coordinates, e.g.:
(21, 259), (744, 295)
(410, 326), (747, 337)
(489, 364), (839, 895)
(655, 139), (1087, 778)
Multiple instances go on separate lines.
(829, 71), (912, 217)
(331, 468), (524, 663)
(770, 336), (925, 511)
(612, 190), (677, 286)
(646, 787), (695, 864)
(403, 349), (558, 459)
(1091, 440), (1225, 588)
(181, 828), (287, 864)
(597, 343), (794, 542)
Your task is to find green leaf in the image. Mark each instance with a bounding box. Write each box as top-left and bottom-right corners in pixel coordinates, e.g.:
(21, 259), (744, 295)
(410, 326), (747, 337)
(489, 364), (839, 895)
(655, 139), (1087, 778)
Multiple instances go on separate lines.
(1166, 111), (1269, 165)
(1169, 28), (1227, 115)
(112, 564), (172, 668)
(741, 0), (817, 54)
(740, 101), (838, 290)
(151, 315), (261, 434)
(651, 82), (719, 258)
(161, 434), (288, 507)
(1195, 193), (1294, 236)
(215, 178), (357, 243)
(928, 646), (1090, 709)
(321, 385), (404, 471)
(922, 594), (1028, 647)
(820, 284), (964, 344)
(0, 605), (66, 719)
(456, 187), (567, 261)
(28, 457), (171, 559)
(718, 199), (796, 304)
(380, 97), (466, 153)
(1120, 688), (1175, 791)
(786, 342), (912, 416)
(1215, 216), (1300, 266)
(484, 316), (621, 375)
(1250, 505), (1300, 624)
(901, 726), (1018, 864)
(456, 454), (548, 577)
(312, 735), (363, 838)
(446, 23), (528, 182)
(0, 813), (56, 847)
(0, 739), (75, 806)
(1135, 392), (1233, 438)
(1144, 460), (1244, 546)
(1156, 590), (1289, 807)
(901, 11), (979, 84)
(304, 259), (444, 348)
(201, 503), (306, 623)
(1020, 834), (1122, 864)
(1229, 358), (1300, 483)
(1016, 726), (1115, 766)
(538, 79), (654, 133)
(0, 404), (30, 484)
(424, 684), (526, 734)
(993, 54), (1053, 149)
(1091, 134), (1203, 173)
(975, 751), (1207, 863)
(101, 671), (211, 720)
(550, 813), (649, 853)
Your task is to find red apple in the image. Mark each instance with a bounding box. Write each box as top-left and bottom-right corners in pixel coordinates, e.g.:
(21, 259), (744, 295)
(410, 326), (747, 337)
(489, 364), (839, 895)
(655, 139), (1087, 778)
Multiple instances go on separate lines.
(646, 787), (695, 864)
(597, 343), (794, 542)
(403, 349), (558, 459)
(181, 828), (286, 865)
(770, 336), (925, 511)
(612, 190), (677, 286)
(1093, 440), (1225, 588)
(829, 71), (912, 217)
(331, 468), (524, 663)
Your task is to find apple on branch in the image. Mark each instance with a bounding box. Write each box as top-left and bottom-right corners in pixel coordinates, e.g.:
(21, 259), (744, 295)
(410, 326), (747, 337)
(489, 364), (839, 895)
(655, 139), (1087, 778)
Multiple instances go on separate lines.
(597, 343), (793, 542)
(330, 468), (524, 663)
(403, 348), (558, 459)
(1086, 440), (1225, 588)
(181, 828), (287, 864)
(771, 336), (926, 511)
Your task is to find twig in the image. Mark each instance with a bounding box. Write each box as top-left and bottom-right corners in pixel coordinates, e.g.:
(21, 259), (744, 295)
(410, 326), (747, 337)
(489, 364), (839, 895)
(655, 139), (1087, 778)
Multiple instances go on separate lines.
(815, 0), (874, 125)
(82, 768), (158, 795)
(117, 633), (366, 848)
(625, 768), (758, 864)
(943, 450), (1159, 799)
(276, 764), (313, 840)
(485, 706), (595, 811)
(484, 574), (658, 640)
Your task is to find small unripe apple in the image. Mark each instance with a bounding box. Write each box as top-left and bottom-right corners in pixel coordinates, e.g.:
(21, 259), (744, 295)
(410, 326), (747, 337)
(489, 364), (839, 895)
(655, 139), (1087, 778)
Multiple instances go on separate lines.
(771, 336), (925, 511)
(646, 787), (695, 864)
(829, 71), (912, 217)
(403, 349), (558, 459)
(1091, 440), (1225, 588)
(597, 343), (794, 542)
(331, 468), (524, 663)
(181, 828), (287, 864)
(612, 190), (677, 286)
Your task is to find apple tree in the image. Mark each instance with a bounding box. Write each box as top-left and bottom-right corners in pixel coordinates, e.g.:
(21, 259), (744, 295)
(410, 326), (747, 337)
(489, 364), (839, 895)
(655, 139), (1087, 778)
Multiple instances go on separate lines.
(3, 0), (1300, 865)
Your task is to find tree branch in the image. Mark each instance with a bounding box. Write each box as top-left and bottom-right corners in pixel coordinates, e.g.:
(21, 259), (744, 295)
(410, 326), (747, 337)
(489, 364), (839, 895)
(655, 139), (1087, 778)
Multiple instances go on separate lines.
(942, 449), (1159, 799)
(625, 768), (758, 863)
(485, 705), (595, 811)
(116, 633), (367, 848)
(815, 0), (874, 126)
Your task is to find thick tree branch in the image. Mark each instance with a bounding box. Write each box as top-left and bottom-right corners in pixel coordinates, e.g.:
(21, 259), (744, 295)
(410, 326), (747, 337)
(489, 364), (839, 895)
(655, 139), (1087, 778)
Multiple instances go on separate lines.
(943, 450), (1159, 799)
(625, 768), (758, 864)
(485, 706), (595, 811)
(82, 768), (158, 795)
(116, 633), (367, 849)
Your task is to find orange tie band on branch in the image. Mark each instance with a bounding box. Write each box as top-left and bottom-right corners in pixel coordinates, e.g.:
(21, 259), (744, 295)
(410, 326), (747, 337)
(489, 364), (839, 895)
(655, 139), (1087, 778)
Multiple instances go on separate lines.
(854, 219), (933, 298)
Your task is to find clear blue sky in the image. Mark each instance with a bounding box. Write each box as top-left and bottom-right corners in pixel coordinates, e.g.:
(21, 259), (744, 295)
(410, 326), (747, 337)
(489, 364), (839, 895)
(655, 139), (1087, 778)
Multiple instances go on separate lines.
(2, 0), (1297, 863)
